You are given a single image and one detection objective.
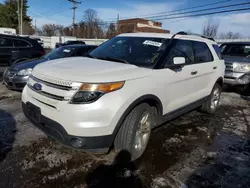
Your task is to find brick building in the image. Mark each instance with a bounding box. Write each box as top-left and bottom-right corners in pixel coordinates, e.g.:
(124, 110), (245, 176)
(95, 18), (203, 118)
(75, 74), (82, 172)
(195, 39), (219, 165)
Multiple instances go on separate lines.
(117, 18), (170, 34)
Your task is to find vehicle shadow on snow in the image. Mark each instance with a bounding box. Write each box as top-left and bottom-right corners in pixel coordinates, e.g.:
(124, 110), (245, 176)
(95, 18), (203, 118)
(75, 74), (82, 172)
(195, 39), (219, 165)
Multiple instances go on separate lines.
(0, 109), (16, 162)
(85, 150), (144, 188)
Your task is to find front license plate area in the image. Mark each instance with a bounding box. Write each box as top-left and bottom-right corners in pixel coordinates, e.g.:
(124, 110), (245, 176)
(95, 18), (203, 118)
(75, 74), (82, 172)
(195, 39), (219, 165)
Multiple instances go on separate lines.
(27, 102), (41, 123)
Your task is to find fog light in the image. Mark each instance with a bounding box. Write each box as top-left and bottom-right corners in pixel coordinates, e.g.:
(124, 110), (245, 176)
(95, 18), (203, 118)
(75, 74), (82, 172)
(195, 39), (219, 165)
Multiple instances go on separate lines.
(71, 138), (84, 148)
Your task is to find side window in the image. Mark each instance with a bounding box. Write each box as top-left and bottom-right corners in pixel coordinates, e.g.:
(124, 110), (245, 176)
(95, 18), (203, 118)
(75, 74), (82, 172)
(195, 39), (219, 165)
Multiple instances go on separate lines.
(75, 48), (89, 56)
(0, 37), (13, 47)
(13, 39), (31, 47)
(165, 39), (194, 66)
(212, 44), (223, 59)
(193, 41), (213, 63)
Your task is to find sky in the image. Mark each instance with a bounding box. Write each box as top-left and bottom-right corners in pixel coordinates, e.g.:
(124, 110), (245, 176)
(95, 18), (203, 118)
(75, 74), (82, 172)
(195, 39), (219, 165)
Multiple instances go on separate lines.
(1, 0), (250, 37)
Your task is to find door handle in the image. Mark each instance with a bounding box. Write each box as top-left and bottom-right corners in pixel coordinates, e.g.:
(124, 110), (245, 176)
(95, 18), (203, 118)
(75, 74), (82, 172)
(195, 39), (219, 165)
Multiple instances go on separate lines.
(213, 66), (217, 70)
(12, 51), (20, 53)
(191, 70), (198, 75)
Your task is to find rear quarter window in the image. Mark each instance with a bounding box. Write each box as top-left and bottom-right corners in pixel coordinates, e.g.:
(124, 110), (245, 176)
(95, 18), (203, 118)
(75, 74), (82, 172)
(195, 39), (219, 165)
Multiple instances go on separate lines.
(212, 44), (223, 59)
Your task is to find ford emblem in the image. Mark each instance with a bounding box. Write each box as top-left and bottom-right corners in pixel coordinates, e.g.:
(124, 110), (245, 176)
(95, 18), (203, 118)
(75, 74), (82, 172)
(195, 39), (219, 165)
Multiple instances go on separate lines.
(33, 83), (42, 91)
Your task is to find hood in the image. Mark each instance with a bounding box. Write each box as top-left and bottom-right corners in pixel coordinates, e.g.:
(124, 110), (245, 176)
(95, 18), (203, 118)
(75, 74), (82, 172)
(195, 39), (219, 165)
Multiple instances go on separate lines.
(32, 57), (152, 83)
(223, 55), (250, 64)
(11, 58), (47, 71)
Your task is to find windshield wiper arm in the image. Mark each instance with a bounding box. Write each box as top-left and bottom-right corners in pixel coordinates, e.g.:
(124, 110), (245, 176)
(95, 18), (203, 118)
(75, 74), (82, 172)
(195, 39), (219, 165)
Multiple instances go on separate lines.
(98, 57), (129, 64)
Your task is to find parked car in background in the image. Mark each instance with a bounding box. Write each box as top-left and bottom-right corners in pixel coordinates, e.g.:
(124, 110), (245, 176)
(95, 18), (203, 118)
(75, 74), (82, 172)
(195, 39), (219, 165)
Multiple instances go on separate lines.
(3, 44), (98, 90)
(0, 34), (45, 66)
(22, 32), (224, 160)
(221, 42), (250, 91)
(55, 40), (86, 48)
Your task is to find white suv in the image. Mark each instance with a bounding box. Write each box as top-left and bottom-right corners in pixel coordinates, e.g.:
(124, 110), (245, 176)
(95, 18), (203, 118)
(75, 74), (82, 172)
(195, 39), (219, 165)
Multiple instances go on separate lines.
(22, 32), (225, 160)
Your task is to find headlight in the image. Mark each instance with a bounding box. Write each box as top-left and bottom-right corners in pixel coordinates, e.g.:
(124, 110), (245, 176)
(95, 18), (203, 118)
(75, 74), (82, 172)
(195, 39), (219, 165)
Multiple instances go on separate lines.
(70, 81), (125, 104)
(233, 63), (250, 73)
(17, 68), (33, 76)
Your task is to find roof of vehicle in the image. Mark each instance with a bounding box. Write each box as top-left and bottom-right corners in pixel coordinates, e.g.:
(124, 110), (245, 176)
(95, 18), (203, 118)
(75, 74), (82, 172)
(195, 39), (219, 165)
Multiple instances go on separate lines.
(220, 42), (250, 45)
(117, 32), (217, 44)
(59, 44), (98, 48)
(0, 33), (34, 40)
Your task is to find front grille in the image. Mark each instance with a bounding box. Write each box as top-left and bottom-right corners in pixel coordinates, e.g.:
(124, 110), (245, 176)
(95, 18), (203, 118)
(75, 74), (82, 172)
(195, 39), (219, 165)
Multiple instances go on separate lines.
(32, 71), (74, 87)
(30, 75), (72, 91)
(27, 74), (80, 108)
(27, 84), (65, 101)
(225, 62), (233, 72)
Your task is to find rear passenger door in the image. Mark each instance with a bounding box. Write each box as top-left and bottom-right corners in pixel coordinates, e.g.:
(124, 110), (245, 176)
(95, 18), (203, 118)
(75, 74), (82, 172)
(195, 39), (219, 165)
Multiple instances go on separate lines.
(191, 41), (215, 97)
(12, 39), (32, 61)
(0, 37), (13, 66)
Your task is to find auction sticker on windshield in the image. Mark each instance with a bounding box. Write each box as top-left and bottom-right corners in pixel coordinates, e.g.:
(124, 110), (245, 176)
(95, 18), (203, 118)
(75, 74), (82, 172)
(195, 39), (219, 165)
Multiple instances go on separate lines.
(143, 40), (162, 47)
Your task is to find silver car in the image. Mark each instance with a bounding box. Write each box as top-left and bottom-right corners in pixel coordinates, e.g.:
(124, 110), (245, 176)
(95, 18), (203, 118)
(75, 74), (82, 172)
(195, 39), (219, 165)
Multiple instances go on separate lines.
(221, 42), (250, 89)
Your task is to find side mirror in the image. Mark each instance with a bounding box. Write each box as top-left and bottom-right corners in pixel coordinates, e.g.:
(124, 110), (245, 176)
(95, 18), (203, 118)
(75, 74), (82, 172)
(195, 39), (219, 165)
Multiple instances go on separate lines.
(173, 57), (185, 65)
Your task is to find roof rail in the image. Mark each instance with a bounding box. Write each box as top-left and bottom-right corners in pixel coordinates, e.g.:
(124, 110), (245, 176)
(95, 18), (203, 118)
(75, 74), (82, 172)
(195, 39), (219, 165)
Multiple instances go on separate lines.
(174, 31), (215, 41)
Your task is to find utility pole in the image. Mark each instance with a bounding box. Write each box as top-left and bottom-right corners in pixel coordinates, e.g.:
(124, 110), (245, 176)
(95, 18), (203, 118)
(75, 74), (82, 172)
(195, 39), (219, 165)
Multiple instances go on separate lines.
(16, 0), (20, 34)
(68, 0), (81, 36)
(20, 0), (23, 35)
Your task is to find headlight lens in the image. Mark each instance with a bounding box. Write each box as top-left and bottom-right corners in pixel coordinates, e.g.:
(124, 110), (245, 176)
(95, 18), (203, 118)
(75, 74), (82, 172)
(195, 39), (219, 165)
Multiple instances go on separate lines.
(70, 81), (125, 104)
(17, 68), (33, 76)
(233, 63), (250, 73)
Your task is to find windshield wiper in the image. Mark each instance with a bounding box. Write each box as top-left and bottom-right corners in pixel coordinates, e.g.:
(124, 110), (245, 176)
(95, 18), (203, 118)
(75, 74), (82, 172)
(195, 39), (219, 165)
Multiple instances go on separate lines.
(98, 56), (129, 64)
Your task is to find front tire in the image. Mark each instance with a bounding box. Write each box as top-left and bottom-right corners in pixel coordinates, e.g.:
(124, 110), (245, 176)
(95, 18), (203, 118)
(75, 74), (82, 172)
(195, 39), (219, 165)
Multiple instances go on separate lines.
(114, 103), (155, 160)
(201, 83), (222, 114)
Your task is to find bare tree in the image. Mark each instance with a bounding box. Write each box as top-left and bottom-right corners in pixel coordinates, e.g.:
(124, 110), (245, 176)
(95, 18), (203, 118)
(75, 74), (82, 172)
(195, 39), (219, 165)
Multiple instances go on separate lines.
(202, 18), (219, 38)
(219, 32), (241, 39)
(106, 23), (116, 39)
(83, 9), (104, 38)
(41, 24), (64, 36)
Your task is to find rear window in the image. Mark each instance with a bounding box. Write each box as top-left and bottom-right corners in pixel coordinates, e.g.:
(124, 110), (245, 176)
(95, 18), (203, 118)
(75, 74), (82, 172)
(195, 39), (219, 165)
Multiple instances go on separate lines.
(13, 39), (31, 47)
(192, 41), (213, 63)
(221, 43), (250, 57)
(212, 44), (223, 59)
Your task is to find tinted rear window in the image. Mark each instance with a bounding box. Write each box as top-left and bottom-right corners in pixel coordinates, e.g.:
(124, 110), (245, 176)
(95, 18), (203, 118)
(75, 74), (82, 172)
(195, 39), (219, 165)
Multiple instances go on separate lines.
(13, 39), (31, 47)
(192, 41), (213, 63)
(221, 44), (250, 57)
(212, 44), (223, 59)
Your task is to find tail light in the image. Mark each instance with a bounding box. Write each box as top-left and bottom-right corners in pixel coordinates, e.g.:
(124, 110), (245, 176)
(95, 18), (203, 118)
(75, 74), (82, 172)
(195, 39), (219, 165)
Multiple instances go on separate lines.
(39, 51), (45, 56)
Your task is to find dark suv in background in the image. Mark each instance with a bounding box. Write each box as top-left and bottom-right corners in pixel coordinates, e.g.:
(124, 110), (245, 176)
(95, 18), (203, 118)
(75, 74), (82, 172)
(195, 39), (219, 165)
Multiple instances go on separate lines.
(221, 42), (250, 91)
(0, 34), (45, 66)
(55, 40), (86, 48)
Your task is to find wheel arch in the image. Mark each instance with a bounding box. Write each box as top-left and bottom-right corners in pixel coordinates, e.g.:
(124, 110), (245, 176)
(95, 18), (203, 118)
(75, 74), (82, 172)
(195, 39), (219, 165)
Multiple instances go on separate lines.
(216, 77), (224, 88)
(111, 94), (163, 142)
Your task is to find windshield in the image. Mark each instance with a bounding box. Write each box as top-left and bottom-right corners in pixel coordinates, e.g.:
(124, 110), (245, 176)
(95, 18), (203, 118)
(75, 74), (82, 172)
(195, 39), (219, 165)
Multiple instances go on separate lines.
(221, 44), (250, 57)
(89, 36), (169, 68)
(43, 47), (75, 60)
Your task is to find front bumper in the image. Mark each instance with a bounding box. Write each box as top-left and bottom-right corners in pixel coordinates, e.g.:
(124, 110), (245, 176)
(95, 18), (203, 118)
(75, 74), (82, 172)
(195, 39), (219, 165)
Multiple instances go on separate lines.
(2, 72), (28, 90)
(22, 102), (113, 152)
(224, 71), (250, 86)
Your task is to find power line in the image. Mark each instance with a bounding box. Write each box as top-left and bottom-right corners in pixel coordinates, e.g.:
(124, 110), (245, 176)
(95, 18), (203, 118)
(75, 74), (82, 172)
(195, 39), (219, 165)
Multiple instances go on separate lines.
(97, 6), (250, 26)
(145, 1), (250, 20)
(155, 7), (250, 21)
(68, 0), (81, 36)
(106, 0), (232, 20)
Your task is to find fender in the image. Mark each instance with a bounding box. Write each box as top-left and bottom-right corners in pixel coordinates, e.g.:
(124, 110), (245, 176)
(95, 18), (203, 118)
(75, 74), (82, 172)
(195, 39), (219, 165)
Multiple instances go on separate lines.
(111, 94), (163, 141)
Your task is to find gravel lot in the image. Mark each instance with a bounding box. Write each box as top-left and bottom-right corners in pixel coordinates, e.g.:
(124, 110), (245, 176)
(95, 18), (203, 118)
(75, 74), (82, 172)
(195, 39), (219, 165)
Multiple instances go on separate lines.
(0, 83), (250, 188)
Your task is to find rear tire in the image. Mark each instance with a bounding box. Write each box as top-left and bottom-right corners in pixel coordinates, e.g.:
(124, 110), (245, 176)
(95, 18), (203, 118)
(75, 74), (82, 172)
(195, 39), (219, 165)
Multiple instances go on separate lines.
(201, 83), (222, 114)
(114, 103), (155, 160)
